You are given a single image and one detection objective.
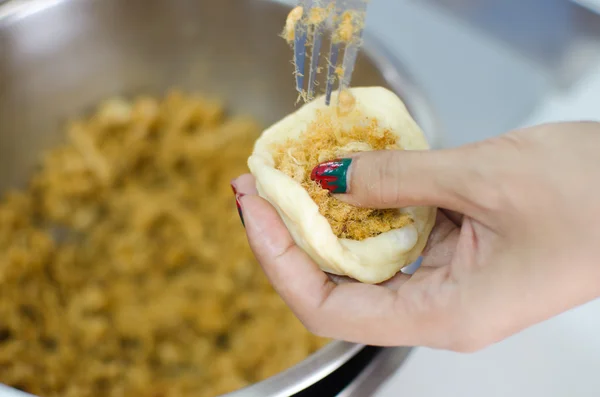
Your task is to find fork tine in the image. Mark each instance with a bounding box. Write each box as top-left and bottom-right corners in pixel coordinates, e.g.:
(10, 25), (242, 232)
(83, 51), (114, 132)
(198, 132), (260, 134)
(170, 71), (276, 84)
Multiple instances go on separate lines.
(293, 0), (311, 94)
(340, 39), (360, 91)
(325, 2), (344, 106)
(290, 0), (368, 103)
(325, 42), (341, 106)
(339, 1), (367, 94)
(306, 1), (332, 100)
(307, 21), (324, 100)
(293, 23), (307, 93)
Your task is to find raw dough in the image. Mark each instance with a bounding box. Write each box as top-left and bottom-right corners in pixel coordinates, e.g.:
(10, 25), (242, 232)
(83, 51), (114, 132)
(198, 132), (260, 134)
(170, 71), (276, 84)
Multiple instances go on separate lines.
(248, 86), (436, 284)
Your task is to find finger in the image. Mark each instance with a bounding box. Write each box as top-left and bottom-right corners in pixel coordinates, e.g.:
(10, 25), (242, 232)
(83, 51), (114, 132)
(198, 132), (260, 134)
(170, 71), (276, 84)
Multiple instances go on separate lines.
(310, 147), (483, 215)
(328, 272), (411, 291)
(378, 272), (411, 290)
(421, 210), (460, 268)
(239, 194), (335, 314)
(441, 209), (463, 226)
(240, 194), (428, 346)
(231, 173), (258, 196)
(327, 273), (356, 285)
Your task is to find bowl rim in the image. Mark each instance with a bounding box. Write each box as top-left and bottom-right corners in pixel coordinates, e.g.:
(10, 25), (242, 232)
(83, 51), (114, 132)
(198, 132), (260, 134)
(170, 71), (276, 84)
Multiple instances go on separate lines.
(0, 1), (443, 396)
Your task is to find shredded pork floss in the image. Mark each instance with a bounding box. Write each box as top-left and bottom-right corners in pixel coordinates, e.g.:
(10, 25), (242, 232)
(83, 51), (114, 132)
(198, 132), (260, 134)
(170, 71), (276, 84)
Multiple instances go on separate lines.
(0, 91), (328, 397)
(272, 105), (413, 241)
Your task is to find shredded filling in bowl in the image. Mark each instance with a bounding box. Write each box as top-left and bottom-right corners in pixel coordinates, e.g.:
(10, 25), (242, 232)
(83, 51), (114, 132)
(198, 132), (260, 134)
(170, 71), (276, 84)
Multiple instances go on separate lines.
(0, 91), (328, 397)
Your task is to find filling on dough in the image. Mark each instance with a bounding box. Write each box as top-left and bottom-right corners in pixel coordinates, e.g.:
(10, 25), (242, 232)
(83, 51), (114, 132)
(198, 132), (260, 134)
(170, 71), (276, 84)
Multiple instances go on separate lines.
(271, 108), (413, 241)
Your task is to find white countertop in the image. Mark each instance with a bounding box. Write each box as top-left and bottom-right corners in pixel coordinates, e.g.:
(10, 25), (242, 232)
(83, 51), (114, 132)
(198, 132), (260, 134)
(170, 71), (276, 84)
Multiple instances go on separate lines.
(374, 17), (600, 397)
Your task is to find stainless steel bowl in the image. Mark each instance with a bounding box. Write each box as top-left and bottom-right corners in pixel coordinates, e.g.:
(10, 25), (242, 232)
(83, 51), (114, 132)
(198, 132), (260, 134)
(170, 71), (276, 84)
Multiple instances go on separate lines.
(0, 0), (442, 396)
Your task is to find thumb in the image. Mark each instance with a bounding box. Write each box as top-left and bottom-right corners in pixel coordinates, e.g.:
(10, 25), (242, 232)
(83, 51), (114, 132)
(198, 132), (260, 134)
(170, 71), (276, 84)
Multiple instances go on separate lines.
(310, 147), (482, 214)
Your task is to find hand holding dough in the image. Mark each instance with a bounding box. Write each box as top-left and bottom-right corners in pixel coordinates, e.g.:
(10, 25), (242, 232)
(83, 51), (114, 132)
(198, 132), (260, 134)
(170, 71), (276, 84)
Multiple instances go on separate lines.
(247, 87), (436, 284)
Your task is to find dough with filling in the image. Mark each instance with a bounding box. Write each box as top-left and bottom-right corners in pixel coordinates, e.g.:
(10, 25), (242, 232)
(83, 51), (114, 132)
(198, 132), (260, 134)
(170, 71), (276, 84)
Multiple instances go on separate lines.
(248, 86), (436, 284)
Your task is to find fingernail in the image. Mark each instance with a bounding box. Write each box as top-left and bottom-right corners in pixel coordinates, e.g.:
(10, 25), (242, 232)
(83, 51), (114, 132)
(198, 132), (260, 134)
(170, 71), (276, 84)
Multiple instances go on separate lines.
(231, 184), (245, 227)
(310, 158), (352, 194)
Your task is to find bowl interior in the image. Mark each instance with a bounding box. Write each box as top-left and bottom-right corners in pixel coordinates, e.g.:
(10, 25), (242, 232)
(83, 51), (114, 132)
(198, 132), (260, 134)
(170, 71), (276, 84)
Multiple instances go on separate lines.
(0, 0), (438, 395)
(0, 0), (430, 192)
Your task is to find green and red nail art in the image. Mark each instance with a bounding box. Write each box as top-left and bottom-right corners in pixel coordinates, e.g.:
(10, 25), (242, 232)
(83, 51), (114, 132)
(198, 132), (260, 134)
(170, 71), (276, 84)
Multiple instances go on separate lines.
(310, 158), (352, 194)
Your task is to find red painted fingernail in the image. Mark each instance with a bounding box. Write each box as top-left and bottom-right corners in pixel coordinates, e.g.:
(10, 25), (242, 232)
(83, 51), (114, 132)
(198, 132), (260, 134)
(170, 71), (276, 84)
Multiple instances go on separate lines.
(231, 183), (245, 227)
(310, 158), (352, 193)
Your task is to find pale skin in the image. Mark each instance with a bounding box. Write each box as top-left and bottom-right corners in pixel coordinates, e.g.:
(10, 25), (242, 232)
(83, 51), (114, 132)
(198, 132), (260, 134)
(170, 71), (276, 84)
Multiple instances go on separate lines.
(231, 121), (600, 352)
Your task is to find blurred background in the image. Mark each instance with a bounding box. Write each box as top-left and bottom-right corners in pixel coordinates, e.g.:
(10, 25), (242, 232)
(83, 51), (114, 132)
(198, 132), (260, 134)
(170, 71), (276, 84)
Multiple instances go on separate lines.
(277, 0), (600, 146)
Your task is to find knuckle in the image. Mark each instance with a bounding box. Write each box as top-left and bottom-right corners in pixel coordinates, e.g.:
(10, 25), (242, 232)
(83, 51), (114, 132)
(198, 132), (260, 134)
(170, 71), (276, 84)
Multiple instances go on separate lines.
(460, 161), (513, 216)
(473, 174), (508, 211)
(375, 151), (402, 206)
(289, 279), (336, 338)
(452, 139), (518, 214)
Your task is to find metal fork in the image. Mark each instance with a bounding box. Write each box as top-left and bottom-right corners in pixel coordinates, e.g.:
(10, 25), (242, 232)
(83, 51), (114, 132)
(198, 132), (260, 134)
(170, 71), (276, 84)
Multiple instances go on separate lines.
(284, 0), (369, 105)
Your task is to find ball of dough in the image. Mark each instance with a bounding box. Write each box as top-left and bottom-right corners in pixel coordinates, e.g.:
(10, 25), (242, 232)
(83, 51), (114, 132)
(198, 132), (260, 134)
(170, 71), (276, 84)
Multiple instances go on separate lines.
(247, 86), (436, 284)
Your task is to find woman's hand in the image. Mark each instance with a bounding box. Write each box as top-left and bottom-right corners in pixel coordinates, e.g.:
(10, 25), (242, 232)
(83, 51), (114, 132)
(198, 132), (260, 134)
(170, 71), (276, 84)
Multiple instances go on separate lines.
(231, 121), (600, 352)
